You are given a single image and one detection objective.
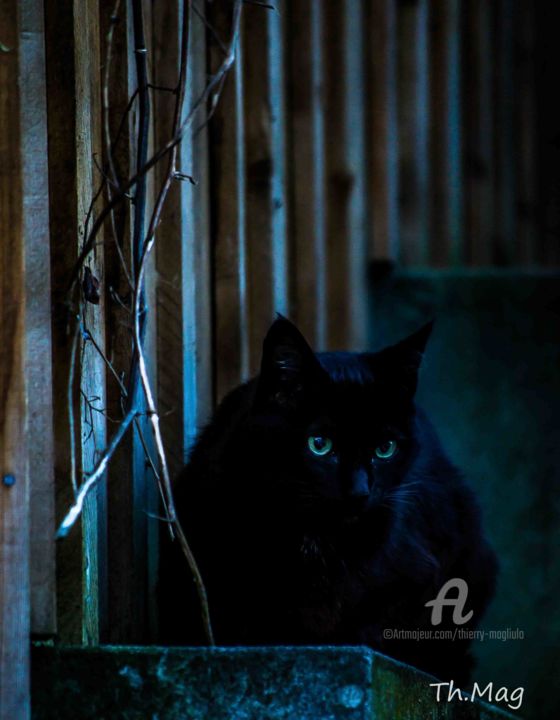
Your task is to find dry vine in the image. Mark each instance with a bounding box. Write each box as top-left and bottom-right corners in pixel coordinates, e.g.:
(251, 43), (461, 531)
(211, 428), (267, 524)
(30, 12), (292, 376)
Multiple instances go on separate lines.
(56, 0), (244, 646)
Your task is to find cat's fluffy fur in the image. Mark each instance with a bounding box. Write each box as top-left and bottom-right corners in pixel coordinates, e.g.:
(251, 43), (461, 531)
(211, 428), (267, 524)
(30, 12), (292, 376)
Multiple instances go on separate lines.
(158, 317), (497, 684)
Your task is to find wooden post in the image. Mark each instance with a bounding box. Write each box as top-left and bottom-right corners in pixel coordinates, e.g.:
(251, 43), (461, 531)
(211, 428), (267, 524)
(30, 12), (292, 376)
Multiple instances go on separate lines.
(397, 0), (430, 267)
(44, 0), (108, 644)
(0, 0), (38, 720)
(323, 0), (369, 350)
(365, 0), (399, 264)
(243, 0), (289, 372)
(286, 0), (327, 350)
(429, 0), (463, 267)
(18, 0), (57, 638)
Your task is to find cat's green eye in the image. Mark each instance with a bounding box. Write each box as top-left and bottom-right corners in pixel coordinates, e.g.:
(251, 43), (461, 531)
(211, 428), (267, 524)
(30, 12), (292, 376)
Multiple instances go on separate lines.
(308, 436), (333, 457)
(374, 440), (398, 460)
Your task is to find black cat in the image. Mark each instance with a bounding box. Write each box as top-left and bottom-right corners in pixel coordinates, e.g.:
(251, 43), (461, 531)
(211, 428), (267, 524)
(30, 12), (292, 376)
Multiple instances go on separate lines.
(158, 317), (497, 684)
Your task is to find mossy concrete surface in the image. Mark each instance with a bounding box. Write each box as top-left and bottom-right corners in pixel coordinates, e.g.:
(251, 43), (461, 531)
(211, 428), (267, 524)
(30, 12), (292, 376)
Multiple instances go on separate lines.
(32, 645), (514, 720)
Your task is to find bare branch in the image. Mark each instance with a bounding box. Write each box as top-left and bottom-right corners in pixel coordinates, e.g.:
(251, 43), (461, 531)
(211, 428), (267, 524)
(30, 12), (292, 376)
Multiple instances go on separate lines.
(66, 0), (243, 295)
(56, 407), (137, 538)
(58, 0), (245, 648)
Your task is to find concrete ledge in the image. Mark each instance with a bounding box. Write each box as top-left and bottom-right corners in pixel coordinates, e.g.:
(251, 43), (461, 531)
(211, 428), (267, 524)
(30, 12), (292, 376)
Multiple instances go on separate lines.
(32, 645), (515, 719)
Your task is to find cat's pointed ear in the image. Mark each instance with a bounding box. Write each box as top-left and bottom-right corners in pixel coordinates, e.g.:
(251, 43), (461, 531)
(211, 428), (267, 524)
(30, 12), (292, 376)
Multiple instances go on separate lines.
(368, 321), (434, 397)
(254, 315), (328, 411)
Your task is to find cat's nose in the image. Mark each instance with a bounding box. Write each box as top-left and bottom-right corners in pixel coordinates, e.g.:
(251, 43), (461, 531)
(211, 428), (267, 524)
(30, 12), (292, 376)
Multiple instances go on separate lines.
(349, 468), (370, 499)
(345, 468), (370, 514)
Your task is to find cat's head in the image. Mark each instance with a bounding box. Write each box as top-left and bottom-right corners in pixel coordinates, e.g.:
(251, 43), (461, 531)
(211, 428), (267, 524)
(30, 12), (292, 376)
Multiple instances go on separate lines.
(251, 316), (433, 529)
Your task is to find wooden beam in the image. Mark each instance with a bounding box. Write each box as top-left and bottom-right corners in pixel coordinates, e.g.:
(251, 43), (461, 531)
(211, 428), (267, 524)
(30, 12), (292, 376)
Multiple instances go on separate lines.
(429, 0), (463, 267)
(243, 0), (289, 372)
(397, 0), (430, 266)
(1, 1), (30, 715)
(323, 0), (368, 350)
(365, 0), (399, 264)
(286, 0), (327, 349)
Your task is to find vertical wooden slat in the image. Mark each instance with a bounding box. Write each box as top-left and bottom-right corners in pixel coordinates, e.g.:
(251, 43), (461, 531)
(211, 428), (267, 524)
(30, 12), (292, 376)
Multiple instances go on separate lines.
(515, 0), (539, 265)
(153, 0), (185, 468)
(139, 0), (161, 640)
(429, 0), (463, 267)
(287, 0), (327, 349)
(243, 0), (289, 372)
(181, 5), (213, 455)
(44, 0), (107, 644)
(324, 0), (368, 350)
(18, 0), (56, 637)
(493, 0), (516, 266)
(154, 2), (213, 459)
(102, 0), (154, 644)
(101, 0), (134, 643)
(76, 0), (109, 645)
(365, 0), (399, 264)
(462, 0), (494, 266)
(397, 0), (430, 266)
(209, 4), (250, 401)
(0, 2), (30, 714)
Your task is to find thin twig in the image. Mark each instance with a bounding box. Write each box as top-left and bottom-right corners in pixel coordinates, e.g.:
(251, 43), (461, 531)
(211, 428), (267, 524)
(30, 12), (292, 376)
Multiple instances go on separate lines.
(59, 0), (245, 647)
(102, 0), (134, 291)
(68, 322), (80, 497)
(66, 0), (243, 296)
(132, 0), (216, 646)
(57, 408), (137, 538)
(81, 314), (172, 524)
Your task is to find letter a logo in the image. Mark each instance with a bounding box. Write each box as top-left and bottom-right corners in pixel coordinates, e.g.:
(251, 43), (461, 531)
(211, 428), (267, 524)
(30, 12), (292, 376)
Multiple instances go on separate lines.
(425, 578), (474, 626)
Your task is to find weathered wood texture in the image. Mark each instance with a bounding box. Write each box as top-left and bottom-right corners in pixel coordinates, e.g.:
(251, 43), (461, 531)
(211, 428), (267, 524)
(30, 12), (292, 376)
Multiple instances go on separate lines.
(365, 0), (399, 264)
(178, 5), (213, 456)
(19, 0), (56, 638)
(397, 0), (429, 266)
(515, 0), (539, 265)
(323, 0), (368, 350)
(152, 0), (186, 473)
(209, 5), (250, 402)
(1, 1), (29, 716)
(44, 0), (108, 644)
(286, 0), (327, 350)
(243, 1), (289, 372)
(101, 0), (152, 644)
(462, 0), (495, 266)
(429, 0), (462, 267)
(493, 0), (516, 266)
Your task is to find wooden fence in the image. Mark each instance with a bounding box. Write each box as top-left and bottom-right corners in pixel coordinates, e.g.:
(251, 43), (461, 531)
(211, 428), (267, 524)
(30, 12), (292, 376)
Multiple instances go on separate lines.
(0, 0), (551, 716)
